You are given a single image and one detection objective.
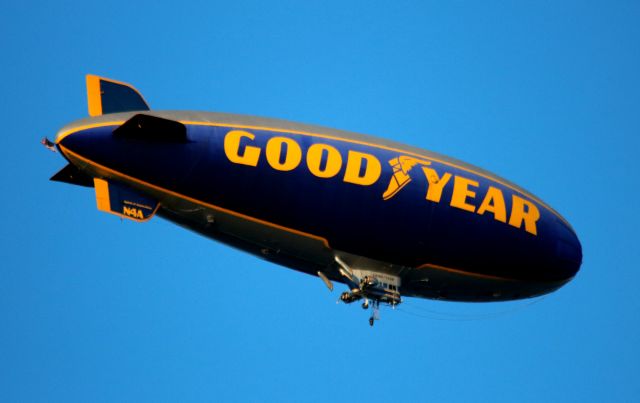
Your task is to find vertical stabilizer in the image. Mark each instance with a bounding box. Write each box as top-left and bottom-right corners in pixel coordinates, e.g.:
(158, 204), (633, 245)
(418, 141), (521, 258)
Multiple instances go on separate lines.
(86, 75), (150, 116)
(93, 178), (159, 222)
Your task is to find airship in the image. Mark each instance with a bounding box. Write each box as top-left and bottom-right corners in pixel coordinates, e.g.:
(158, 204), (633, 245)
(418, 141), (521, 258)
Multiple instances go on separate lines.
(47, 75), (582, 326)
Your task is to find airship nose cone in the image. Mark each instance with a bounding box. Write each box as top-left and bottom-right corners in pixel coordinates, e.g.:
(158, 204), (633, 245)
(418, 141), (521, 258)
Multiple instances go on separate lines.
(553, 221), (582, 282)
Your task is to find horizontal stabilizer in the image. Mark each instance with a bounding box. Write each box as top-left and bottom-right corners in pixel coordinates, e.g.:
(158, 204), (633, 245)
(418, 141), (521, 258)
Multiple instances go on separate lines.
(86, 75), (150, 116)
(113, 114), (187, 142)
(50, 164), (94, 187)
(94, 178), (159, 222)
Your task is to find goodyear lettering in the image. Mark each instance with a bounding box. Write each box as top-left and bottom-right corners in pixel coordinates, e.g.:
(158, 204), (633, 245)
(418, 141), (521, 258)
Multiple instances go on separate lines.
(222, 130), (540, 236)
(422, 166), (452, 203)
(306, 144), (342, 178)
(508, 195), (540, 235)
(265, 137), (302, 171)
(224, 131), (381, 186)
(420, 164), (539, 235)
(224, 130), (261, 166)
(343, 151), (381, 185)
(477, 186), (507, 223)
(450, 176), (479, 213)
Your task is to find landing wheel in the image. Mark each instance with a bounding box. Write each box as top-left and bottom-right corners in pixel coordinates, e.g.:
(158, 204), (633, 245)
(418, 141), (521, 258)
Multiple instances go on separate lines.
(362, 300), (369, 309)
(369, 317), (374, 327)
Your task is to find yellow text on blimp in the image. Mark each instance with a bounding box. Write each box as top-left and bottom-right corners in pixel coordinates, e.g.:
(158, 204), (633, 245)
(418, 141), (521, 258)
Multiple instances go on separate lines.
(223, 130), (540, 235)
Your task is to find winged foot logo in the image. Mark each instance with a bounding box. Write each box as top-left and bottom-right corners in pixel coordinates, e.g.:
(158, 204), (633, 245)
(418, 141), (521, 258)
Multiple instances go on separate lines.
(382, 156), (431, 200)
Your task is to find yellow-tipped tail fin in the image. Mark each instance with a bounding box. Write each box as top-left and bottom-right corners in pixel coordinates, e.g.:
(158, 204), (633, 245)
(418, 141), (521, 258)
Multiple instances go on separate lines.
(94, 178), (159, 222)
(86, 75), (150, 117)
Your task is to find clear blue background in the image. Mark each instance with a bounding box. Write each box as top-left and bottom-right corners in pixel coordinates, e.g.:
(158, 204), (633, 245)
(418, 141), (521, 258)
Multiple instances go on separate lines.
(1, 1), (639, 402)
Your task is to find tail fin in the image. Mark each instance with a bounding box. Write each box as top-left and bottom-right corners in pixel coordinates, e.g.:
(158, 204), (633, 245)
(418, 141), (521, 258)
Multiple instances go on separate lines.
(86, 75), (150, 117)
(50, 164), (94, 187)
(94, 178), (159, 222)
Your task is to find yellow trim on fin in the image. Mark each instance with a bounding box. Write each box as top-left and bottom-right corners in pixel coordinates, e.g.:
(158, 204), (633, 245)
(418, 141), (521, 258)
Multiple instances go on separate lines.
(92, 177), (160, 222)
(85, 74), (150, 117)
(94, 178), (111, 212)
(86, 75), (103, 117)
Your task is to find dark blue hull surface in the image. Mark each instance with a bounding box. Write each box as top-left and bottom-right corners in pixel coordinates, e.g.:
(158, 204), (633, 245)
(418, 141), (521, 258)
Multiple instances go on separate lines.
(57, 112), (582, 300)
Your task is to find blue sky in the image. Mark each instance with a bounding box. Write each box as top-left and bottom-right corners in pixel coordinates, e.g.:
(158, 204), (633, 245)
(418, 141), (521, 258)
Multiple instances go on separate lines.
(1, 1), (639, 402)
